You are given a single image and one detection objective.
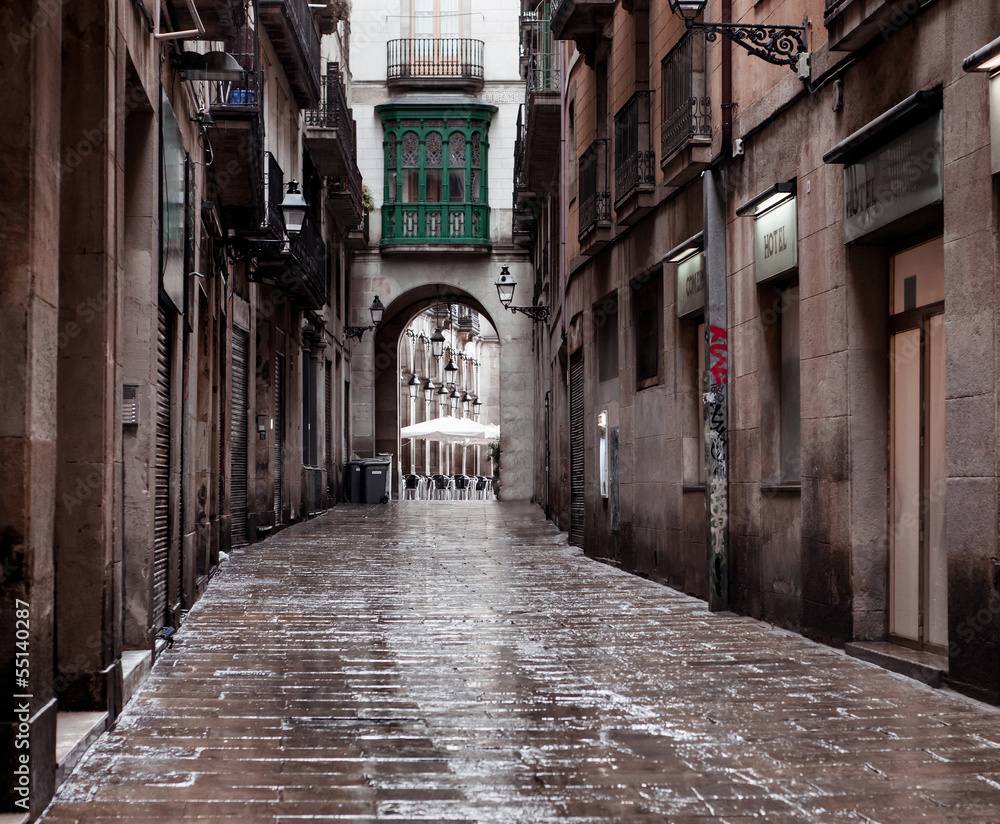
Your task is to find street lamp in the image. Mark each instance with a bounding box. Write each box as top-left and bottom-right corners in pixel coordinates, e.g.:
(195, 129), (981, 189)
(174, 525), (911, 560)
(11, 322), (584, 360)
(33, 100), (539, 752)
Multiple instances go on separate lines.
(494, 265), (550, 322)
(430, 327), (446, 359)
(407, 374), (421, 399)
(281, 181), (308, 235)
(461, 391), (472, 416)
(472, 396), (483, 420)
(345, 296), (385, 341)
(423, 378), (435, 402)
(667, 0), (810, 78)
(437, 383), (450, 413)
(444, 355), (458, 387)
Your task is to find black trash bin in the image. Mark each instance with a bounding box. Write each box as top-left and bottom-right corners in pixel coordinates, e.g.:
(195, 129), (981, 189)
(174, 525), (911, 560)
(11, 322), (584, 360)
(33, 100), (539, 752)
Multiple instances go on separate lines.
(363, 460), (391, 504)
(346, 460), (366, 503)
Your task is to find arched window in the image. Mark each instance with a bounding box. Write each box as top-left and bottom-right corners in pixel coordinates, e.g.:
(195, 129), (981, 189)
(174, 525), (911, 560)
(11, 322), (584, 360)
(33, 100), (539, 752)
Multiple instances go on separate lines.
(449, 132), (466, 203)
(387, 133), (398, 203)
(471, 132), (481, 204)
(425, 132), (443, 201)
(401, 131), (420, 203)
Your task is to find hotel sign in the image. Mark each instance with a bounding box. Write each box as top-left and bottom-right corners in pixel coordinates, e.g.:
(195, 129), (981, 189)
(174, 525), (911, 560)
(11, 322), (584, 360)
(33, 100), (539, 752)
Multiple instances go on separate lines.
(754, 197), (798, 283)
(677, 252), (705, 318)
(842, 112), (943, 243)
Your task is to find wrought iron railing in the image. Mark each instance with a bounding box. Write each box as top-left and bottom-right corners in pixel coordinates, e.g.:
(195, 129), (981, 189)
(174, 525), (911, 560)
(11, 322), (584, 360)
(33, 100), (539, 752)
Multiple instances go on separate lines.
(287, 210), (327, 308)
(514, 105), (527, 192)
(661, 31), (712, 161)
(387, 38), (485, 83)
(382, 202), (491, 245)
(457, 307), (480, 335)
(579, 138), (611, 240)
(614, 90), (655, 206)
(305, 65), (354, 161)
(208, 14), (260, 110)
(263, 152), (285, 238)
(527, 51), (561, 93)
(328, 168), (363, 222)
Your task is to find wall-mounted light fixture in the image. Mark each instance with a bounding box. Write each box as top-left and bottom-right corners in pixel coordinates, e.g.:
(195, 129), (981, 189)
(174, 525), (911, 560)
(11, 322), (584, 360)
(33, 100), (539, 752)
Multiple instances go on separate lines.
(494, 265), (550, 322)
(345, 296), (385, 341)
(964, 35), (1000, 175)
(667, 0), (810, 79)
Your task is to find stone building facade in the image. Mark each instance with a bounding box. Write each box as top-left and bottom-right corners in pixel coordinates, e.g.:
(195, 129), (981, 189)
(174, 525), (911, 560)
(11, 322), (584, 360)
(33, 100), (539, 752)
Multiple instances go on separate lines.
(521, 0), (1000, 703)
(1, 0), (364, 816)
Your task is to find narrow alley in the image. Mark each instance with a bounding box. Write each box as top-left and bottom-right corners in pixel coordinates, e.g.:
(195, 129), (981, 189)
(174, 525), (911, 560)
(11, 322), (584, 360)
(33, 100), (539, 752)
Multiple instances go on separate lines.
(40, 503), (1000, 823)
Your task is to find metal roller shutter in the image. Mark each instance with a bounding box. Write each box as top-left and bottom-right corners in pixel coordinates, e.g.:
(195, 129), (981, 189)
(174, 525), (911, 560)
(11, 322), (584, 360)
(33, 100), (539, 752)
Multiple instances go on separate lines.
(154, 305), (172, 625)
(274, 353), (285, 524)
(231, 326), (250, 548)
(569, 352), (585, 547)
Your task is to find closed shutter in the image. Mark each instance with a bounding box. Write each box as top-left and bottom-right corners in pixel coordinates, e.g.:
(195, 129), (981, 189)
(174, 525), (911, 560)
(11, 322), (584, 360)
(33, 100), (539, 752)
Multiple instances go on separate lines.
(325, 362), (333, 479)
(230, 326), (250, 548)
(274, 353), (285, 523)
(569, 352), (585, 547)
(154, 305), (172, 625)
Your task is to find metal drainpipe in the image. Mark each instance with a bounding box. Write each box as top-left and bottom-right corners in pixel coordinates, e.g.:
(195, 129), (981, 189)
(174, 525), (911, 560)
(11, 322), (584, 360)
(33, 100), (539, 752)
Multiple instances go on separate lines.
(703, 0), (732, 612)
(560, 44), (568, 340)
(560, 41), (570, 531)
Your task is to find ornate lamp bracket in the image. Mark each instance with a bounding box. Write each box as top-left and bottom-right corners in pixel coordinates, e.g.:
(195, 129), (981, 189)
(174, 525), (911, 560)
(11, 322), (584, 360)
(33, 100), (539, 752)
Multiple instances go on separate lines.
(687, 17), (810, 75)
(344, 326), (373, 341)
(509, 305), (551, 322)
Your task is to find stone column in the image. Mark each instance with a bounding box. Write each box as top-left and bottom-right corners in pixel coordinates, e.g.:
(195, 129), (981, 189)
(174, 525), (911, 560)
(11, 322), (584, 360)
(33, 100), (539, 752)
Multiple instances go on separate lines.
(53, 0), (122, 713)
(0, 1), (62, 816)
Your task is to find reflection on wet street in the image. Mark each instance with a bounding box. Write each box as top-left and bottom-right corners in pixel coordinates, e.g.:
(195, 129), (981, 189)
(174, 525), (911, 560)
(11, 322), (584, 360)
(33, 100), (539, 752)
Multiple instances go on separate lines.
(41, 502), (1000, 822)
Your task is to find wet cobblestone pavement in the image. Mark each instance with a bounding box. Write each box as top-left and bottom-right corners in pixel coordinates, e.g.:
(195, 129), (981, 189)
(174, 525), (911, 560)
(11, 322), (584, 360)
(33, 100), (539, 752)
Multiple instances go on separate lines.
(41, 502), (1000, 822)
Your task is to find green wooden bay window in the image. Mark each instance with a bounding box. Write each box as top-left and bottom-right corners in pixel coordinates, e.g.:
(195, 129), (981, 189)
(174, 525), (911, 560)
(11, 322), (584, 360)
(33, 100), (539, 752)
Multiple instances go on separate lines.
(377, 101), (496, 246)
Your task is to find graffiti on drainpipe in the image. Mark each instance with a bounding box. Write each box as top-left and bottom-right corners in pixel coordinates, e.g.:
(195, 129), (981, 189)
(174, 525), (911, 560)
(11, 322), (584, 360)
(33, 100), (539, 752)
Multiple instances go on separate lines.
(704, 326), (728, 602)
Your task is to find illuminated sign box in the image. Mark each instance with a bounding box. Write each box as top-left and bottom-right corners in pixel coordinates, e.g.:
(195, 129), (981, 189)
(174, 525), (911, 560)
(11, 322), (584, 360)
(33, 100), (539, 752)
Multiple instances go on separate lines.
(753, 197), (798, 283)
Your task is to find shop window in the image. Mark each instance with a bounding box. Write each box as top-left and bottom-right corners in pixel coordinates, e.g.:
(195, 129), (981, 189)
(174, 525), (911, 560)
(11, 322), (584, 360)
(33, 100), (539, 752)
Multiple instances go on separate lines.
(762, 282), (800, 482)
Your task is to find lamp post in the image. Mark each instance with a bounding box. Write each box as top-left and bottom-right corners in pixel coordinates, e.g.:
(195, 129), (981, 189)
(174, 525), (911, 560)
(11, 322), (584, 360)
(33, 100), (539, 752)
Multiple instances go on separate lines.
(494, 265), (550, 322)
(345, 296), (385, 341)
(667, 0), (810, 77)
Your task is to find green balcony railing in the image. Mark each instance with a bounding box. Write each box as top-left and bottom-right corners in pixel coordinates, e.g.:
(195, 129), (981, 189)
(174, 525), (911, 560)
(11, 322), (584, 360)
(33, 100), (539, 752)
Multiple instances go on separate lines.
(381, 203), (490, 246)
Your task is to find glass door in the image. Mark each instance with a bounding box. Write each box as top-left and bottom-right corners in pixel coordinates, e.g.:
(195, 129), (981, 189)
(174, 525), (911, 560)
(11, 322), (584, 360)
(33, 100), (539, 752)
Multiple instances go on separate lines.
(888, 237), (946, 652)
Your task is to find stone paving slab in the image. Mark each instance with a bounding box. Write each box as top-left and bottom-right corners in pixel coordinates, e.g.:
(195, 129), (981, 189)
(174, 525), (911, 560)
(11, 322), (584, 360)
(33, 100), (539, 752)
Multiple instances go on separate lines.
(39, 501), (1000, 822)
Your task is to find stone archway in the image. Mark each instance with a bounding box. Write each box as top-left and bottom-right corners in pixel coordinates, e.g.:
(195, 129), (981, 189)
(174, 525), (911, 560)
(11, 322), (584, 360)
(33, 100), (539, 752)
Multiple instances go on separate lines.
(348, 259), (535, 500)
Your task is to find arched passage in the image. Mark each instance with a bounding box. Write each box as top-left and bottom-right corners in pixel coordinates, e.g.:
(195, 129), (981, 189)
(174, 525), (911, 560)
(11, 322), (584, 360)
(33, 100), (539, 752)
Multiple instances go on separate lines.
(348, 264), (535, 500)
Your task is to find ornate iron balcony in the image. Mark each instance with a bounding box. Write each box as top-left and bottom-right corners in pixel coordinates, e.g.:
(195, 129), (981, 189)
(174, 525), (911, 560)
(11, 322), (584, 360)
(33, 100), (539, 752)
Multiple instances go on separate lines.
(258, 0), (321, 107)
(661, 31), (712, 161)
(579, 138), (611, 240)
(614, 90), (655, 207)
(387, 38), (485, 88)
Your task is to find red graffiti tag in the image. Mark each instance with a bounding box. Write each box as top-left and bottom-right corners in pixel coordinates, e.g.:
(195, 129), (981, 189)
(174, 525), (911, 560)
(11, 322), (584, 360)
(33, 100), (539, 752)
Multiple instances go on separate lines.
(709, 325), (728, 385)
